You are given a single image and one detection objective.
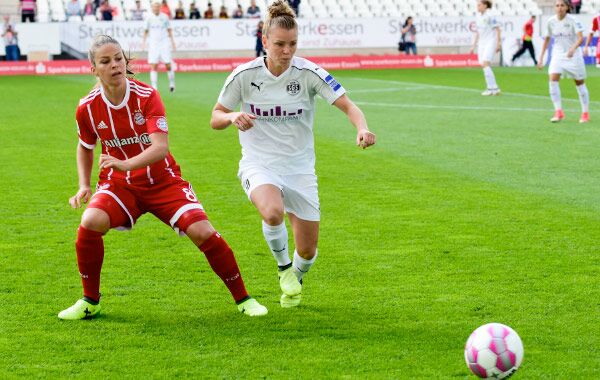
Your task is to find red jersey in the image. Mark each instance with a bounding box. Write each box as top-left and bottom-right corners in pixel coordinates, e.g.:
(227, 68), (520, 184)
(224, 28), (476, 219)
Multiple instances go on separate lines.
(593, 16), (600, 33)
(76, 78), (181, 186)
(523, 19), (534, 41)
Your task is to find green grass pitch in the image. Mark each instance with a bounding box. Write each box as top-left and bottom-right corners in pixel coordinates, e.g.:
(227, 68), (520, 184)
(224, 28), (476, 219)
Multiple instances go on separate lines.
(1, 66), (599, 378)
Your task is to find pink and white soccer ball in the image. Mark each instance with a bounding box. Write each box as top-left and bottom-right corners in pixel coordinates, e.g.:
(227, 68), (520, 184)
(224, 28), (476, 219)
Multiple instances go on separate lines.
(464, 323), (524, 379)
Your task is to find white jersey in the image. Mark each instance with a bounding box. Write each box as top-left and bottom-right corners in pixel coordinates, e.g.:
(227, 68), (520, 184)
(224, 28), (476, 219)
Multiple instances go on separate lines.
(218, 56), (346, 175)
(145, 13), (171, 47)
(476, 10), (499, 45)
(545, 14), (584, 58)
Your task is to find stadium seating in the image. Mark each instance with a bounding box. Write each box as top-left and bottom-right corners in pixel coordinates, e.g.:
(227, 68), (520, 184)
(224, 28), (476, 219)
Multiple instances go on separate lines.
(295, 0), (543, 19)
(8, 0), (600, 23)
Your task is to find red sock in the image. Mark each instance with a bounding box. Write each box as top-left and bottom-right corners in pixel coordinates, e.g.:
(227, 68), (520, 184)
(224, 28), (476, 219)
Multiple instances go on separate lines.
(76, 226), (105, 303)
(199, 232), (249, 303)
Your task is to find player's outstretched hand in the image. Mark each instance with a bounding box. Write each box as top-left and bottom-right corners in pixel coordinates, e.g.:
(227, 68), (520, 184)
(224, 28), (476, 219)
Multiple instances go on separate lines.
(99, 154), (130, 171)
(69, 187), (92, 209)
(356, 130), (376, 149)
(231, 112), (257, 132)
(536, 61), (544, 70)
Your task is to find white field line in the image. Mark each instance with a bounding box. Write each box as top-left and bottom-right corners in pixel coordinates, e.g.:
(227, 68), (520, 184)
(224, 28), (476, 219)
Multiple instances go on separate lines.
(345, 76), (600, 105)
(354, 101), (582, 113)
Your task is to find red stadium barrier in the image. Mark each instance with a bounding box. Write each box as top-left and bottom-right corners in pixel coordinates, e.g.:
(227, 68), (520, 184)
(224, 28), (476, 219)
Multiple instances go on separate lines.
(0, 54), (480, 76)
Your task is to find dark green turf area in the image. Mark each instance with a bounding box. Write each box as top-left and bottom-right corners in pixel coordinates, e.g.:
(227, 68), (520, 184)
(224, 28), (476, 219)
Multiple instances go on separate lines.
(1, 67), (599, 378)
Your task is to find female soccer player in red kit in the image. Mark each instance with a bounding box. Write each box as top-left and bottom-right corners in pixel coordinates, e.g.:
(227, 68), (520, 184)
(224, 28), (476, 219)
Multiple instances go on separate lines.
(58, 35), (267, 319)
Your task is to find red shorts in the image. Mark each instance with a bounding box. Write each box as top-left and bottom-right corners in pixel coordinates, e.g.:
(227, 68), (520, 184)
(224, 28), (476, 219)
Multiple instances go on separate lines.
(87, 175), (207, 235)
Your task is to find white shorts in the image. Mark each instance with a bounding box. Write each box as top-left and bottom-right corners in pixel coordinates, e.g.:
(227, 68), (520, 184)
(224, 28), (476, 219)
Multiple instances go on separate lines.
(148, 44), (172, 65)
(238, 164), (320, 222)
(478, 41), (497, 65)
(548, 55), (587, 80)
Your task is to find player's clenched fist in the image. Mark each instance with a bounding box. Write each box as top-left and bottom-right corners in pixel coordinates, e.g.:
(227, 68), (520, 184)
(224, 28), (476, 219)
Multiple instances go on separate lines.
(69, 187), (91, 209)
(356, 130), (376, 149)
(230, 112), (257, 132)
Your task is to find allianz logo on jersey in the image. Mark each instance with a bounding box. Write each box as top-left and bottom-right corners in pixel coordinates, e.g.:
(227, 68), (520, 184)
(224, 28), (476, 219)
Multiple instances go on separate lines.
(103, 133), (152, 148)
(248, 104), (304, 121)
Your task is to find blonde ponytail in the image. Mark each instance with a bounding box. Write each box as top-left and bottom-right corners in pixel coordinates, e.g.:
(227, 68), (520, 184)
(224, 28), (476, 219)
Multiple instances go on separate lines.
(263, 0), (297, 36)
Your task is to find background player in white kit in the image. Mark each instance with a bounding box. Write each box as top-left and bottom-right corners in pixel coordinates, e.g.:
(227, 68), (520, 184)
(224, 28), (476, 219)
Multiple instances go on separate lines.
(142, 1), (176, 92)
(537, 0), (590, 123)
(210, 1), (376, 308)
(470, 0), (502, 96)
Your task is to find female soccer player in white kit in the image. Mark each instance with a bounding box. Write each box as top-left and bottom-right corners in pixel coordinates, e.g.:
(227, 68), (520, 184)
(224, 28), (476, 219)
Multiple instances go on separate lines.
(537, 0), (589, 123)
(210, 0), (376, 308)
(142, 1), (176, 92)
(470, 0), (502, 96)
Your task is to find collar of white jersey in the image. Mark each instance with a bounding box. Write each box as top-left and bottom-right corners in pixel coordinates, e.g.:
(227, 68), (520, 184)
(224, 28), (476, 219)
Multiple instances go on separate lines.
(261, 57), (294, 80)
(100, 78), (131, 110)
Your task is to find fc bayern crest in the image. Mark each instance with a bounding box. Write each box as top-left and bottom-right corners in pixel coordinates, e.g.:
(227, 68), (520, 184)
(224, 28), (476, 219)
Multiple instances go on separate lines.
(156, 117), (168, 132)
(287, 80), (301, 95)
(134, 111), (145, 126)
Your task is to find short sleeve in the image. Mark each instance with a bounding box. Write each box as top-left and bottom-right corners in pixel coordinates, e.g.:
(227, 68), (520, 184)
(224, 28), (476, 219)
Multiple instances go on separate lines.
(308, 67), (346, 105)
(544, 20), (552, 38)
(217, 71), (242, 111)
(490, 16), (499, 29)
(145, 90), (169, 134)
(574, 18), (584, 34)
(593, 18), (599, 32)
(76, 105), (97, 149)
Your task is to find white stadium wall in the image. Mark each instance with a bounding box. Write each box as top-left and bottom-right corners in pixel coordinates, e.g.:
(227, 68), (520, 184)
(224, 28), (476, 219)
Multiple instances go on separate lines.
(1, 15), (597, 60)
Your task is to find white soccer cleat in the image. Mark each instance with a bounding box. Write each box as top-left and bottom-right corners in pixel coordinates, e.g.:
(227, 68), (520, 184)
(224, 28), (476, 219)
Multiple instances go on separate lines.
(278, 266), (302, 296)
(237, 298), (268, 317)
(280, 293), (302, 308)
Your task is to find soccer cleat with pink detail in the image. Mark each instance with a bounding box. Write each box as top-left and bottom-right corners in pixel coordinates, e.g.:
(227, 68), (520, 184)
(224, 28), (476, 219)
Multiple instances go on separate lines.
(550, 110), (565, 123)
(579, 112), (590, 123)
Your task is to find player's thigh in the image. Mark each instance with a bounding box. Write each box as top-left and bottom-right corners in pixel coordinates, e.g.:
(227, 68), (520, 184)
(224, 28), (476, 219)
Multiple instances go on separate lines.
(287, 213), (319, 257)
(564, 59), (587, 81)
(87, 181), (141, 231)
(281, 173), (320, 223)
(239, 164), (285, 223)
(148, 47), (160, 65)
(143, 177), (208, 235)
(159, 46), (172, 65)
(548, 58), (564, 79)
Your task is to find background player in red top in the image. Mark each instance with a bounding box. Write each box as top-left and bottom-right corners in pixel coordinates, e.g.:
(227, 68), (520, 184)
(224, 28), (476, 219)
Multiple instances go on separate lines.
(511, 15), (538, 66)
(583, 13), (600, 67)
(58, 35), (267, 320)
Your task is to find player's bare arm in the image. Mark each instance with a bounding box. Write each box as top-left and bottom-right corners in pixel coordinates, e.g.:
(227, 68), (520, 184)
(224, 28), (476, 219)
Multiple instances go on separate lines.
(333, 94), (375, 149)
(69, 144), (94, 209)
(567, 32), (584, 58)
(99, 132), (169, 171)
(496, 28), (501, 52)
(470, 32), (479, 54)
(142, 30), (148, 50)
(537, 37), (551, 69)
(168, 29), (176, 51)
(210, 102), (257, 131)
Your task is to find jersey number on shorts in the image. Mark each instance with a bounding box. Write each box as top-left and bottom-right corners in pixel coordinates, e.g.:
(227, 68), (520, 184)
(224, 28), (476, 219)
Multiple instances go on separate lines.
(182, 186), (198, 202)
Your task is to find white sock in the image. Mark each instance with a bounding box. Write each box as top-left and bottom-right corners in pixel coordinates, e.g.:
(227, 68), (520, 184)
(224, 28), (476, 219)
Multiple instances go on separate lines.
(293, 249), (317, 282)
(150, 70), (158, 89)
(549, 81), (562, 111)
(167, 69), (175, 88)
(576, 83), (589, 113)
(483, 66), (498, 90)
(262, 221), (290, 267)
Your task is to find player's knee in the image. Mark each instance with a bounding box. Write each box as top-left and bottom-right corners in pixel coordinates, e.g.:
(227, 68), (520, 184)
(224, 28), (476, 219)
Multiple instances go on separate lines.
(80, 209), (110, 233)
(296, 246), (317, 260)
(262, 207), (284, 226)
(185, 220), (216, 246)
